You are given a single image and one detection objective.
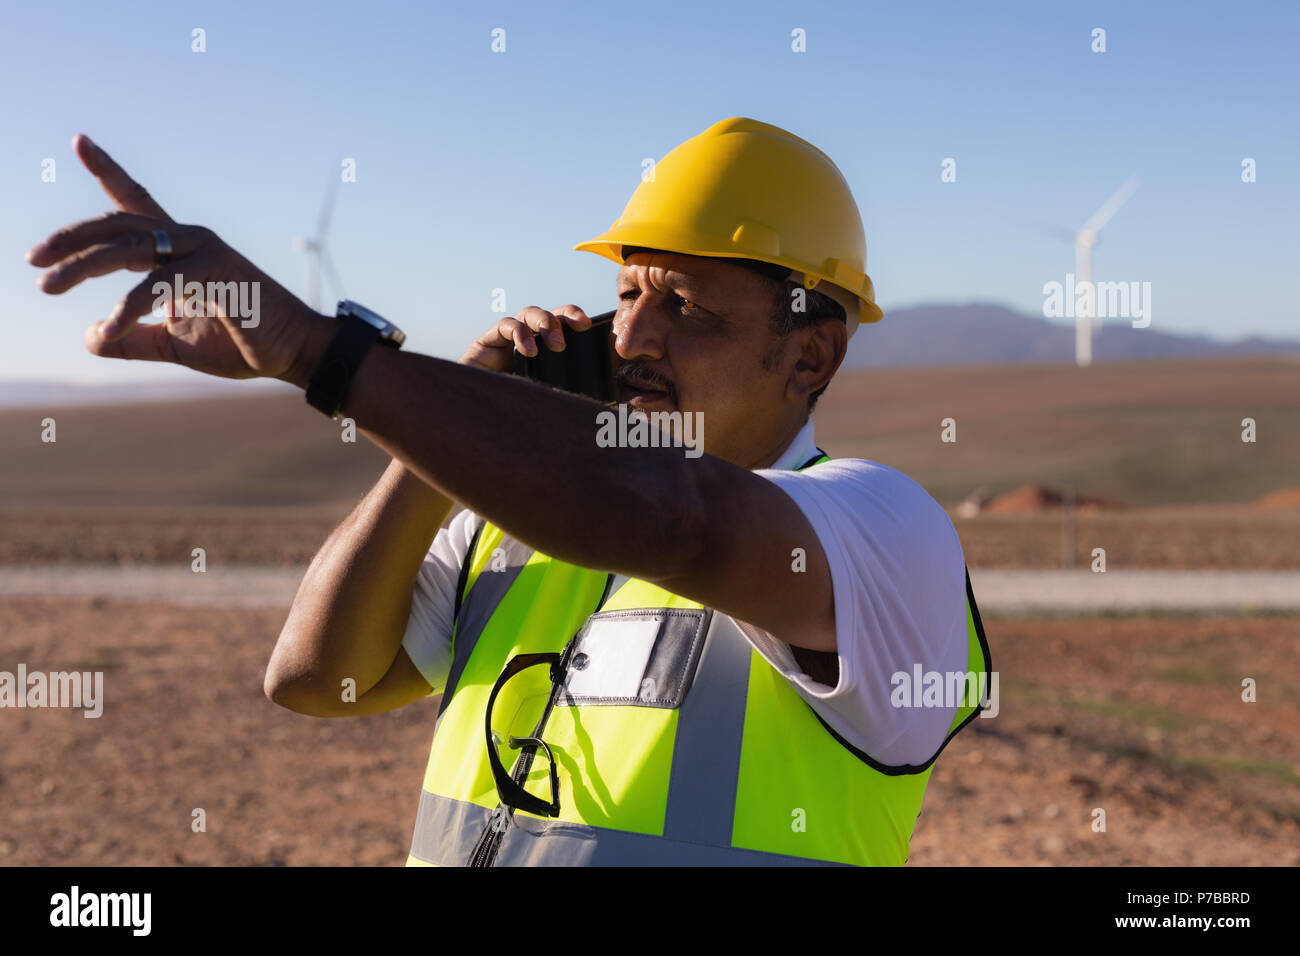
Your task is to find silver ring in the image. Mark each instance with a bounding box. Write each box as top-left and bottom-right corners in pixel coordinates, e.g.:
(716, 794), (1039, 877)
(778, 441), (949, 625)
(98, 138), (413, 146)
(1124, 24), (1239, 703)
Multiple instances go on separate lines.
(152, 229), (173, 267)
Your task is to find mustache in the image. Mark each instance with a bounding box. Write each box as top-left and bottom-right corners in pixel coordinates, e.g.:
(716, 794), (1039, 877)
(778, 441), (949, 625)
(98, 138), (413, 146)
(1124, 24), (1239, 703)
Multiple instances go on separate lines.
(615, 362), (679, 405)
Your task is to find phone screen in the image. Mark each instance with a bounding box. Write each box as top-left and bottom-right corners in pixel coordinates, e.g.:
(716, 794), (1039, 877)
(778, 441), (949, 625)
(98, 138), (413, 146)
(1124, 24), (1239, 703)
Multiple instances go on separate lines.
(512, 309), (616, 402)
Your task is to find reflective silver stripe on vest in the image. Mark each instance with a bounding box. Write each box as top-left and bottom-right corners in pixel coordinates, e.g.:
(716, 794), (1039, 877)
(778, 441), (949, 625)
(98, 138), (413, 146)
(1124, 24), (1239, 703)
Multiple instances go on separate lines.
(661, 612), (751, 847)
(409, 791), (843, 867)
(436, 535), (536, 719)
(410, 790), (494, 865)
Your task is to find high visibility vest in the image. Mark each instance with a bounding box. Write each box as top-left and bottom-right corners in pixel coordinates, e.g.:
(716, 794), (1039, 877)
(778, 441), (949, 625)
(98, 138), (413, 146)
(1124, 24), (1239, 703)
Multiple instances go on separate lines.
(407, 453), (991, 866)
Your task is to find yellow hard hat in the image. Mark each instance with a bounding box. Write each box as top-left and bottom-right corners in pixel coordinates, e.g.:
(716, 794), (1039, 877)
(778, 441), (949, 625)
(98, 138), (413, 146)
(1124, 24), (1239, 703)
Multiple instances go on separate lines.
(575, 117), (881, 337)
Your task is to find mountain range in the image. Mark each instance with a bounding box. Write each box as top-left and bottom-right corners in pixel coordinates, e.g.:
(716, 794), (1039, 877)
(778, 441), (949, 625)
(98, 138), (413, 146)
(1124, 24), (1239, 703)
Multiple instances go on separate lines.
(844, 302), (1300, 368)
(2, 303), (1296, 406)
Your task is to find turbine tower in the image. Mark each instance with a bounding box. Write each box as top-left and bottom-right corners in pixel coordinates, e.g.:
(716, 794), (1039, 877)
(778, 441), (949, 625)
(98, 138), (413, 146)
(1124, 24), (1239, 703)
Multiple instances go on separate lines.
(1074, 178), (1138, 367)
(293, 172), (345, 313)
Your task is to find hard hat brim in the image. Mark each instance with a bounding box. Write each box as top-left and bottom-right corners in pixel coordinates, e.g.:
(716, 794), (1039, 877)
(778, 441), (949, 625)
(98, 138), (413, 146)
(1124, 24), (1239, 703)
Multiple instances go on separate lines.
(574, 228), (883, 335)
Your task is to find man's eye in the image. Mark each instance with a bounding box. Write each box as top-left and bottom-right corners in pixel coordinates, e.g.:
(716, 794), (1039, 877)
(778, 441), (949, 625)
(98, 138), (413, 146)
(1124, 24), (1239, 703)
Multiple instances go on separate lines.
(619, 290), (639, 301)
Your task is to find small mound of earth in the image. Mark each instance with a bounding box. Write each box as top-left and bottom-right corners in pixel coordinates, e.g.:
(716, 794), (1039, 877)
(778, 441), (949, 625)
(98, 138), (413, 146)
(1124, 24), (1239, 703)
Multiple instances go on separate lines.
(984, 483), (1122, 514)
(1253, 487), (1300, 510)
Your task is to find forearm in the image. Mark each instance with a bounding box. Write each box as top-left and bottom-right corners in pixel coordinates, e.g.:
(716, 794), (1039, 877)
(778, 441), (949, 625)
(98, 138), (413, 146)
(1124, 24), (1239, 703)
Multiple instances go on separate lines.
(289, 328), (710, 582)
(265, 456), (453, 706)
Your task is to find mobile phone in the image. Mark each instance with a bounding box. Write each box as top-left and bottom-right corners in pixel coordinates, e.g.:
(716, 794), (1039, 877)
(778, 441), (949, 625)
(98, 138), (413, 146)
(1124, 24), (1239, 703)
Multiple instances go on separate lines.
(512, 309), (616, 402)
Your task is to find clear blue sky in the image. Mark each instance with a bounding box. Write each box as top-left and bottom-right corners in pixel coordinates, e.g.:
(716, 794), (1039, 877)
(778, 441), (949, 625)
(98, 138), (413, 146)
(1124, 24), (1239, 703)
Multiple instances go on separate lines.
(2, 0), (1296, 384)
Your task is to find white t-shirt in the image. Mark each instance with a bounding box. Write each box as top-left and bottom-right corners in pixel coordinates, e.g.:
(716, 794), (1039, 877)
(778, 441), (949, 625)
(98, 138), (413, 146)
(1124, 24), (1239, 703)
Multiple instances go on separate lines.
(401, 418), (970, 767)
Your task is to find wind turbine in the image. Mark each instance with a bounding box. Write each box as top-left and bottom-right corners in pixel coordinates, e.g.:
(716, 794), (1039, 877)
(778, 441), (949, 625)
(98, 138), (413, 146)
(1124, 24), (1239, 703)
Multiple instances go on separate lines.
(293, 172), (345, 313)
(1073, 178), (1138, 367)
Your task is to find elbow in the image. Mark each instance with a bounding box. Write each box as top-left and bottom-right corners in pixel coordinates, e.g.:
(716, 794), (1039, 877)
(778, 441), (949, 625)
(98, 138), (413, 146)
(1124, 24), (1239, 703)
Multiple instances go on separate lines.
(263, 665), (312, 713)
(262, 666), (294, 708)
(263, 631), (331, 715)
(263, 670), (338, 717)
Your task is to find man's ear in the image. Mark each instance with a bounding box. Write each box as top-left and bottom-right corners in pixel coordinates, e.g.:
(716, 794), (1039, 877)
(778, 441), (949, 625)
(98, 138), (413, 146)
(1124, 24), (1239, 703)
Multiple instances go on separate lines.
(789, 319), (847, 402)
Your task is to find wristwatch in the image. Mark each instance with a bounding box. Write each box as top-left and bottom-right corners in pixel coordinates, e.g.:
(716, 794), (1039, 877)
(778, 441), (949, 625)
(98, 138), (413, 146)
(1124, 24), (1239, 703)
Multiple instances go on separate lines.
(305, 300), (405, 419)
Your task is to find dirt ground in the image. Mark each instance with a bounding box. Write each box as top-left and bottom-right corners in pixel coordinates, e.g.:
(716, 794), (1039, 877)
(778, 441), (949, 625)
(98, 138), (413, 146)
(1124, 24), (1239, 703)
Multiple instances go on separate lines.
(1, 596), (1295, 866)
(1, 502), (1297, 569)
(953, 505), (1300, 570)
(7, 358), (1299, 513)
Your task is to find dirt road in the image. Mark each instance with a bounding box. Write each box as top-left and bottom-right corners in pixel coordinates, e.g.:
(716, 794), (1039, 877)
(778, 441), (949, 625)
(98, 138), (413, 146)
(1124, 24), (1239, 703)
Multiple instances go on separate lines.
(2, 565), (1298, 612)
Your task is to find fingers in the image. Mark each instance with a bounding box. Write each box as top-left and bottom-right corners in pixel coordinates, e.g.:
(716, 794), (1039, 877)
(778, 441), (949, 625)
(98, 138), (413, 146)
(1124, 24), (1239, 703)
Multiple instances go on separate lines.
(496, 305), (593, 354)
(100, 250), (215, 340)
(27, 210), (165, 268)
(84, 315), (175, 363)
(36, 232), (157, 294)
(488, 316), (539, 356)
(461, 304), (594, 371)
(521, 306), (567, 352)
(552, 304), (592, 332)
(74, 134), (171, 220)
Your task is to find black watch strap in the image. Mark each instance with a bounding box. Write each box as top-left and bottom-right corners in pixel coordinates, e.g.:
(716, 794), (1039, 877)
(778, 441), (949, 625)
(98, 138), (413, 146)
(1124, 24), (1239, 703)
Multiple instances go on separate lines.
(304, 314), (383, 419)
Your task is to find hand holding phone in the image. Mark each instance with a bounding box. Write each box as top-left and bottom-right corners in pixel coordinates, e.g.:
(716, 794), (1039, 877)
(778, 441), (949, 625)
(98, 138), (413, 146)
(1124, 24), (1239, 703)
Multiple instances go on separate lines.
(513, 308), (616, 402)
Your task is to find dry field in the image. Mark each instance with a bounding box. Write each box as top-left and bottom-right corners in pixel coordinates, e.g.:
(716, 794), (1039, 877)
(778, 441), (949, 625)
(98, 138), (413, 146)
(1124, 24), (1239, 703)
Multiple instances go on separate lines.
(2, 356), (1295, 568)
(0, 596), (1295, 866)
(1, 356), (1296, 866)
(954, 504), (1300, 570)
(1, 357), (1297, 513)
(1, 502), (1296, 569)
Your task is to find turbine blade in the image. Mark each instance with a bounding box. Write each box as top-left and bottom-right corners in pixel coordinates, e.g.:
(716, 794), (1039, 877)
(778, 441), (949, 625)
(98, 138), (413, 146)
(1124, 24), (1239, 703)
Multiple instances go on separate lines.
(1025, 221), (1079, 244)
(316, 172), (341, 238)
(1000, 213), (1077, 245)
(1081, 177), (1139, 236)
(321, 248), (345, 302)
(306, 250), (320, 313)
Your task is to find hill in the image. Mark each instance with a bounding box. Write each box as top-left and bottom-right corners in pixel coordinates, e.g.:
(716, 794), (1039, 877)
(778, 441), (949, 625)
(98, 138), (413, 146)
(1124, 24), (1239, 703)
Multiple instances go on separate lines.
(1, 356), (1297, 511)
(845, 303), (1300, 368)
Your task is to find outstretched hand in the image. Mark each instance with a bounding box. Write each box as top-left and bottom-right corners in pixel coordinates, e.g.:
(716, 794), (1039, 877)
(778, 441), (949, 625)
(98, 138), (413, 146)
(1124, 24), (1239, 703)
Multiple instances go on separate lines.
(27, 134), (325, 383)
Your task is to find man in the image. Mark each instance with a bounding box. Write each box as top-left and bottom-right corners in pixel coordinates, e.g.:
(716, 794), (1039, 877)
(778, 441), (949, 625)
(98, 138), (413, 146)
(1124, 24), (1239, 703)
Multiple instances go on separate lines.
(29, 117), (989, 866)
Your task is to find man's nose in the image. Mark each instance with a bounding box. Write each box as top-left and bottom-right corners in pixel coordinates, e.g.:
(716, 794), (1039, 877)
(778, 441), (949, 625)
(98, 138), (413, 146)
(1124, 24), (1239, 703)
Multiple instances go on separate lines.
(612, 298), (668, 361)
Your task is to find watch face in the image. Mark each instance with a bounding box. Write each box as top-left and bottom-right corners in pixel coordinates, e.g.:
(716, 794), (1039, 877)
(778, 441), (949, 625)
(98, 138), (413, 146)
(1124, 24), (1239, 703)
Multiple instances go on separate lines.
(339, 300), (404, 346)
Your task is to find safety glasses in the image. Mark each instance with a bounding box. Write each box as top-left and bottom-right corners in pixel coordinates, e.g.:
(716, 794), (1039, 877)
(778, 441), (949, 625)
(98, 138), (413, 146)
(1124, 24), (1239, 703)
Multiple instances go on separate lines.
(484, 651), (568, 818)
